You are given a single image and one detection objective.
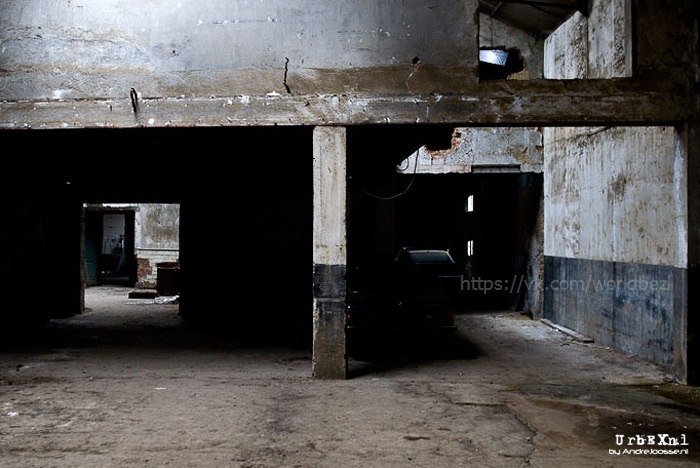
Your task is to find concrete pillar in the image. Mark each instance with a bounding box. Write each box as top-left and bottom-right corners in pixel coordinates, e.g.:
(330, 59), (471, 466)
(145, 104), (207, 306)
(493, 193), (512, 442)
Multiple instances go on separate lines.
(312, 126), (347, 379)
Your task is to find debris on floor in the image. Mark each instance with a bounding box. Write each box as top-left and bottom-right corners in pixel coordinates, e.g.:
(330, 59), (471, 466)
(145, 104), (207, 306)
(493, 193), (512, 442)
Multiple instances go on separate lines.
(155, 295), (179, 305)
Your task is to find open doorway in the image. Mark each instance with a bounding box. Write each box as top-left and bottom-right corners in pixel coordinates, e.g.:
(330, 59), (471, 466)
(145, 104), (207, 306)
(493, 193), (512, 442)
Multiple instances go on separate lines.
(1, 126), (313, 353)
(344, 125), (544, 373)
(83, 205), (136, 286)
(347, 127), (544, 315)
(82, 203), (181, 312)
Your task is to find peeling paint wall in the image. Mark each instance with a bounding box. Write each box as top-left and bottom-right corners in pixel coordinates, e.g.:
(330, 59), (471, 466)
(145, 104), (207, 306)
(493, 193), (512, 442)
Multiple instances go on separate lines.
(543, 125), (688, 377)
(544, 12), (588, 79)
(544, 126), (686, 267)
(0, 0), (478, 100)
(544, 0), (682, 267)
(543, 0), (631, 80)
(543, 0), (688, 379)
(399, 127), (543, 174)
(587, 0), (632, 78)
(135, 204), (180, 284)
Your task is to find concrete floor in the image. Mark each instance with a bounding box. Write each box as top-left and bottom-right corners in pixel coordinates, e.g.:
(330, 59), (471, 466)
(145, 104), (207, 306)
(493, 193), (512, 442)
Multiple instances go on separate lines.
(0, 287), (699, 467)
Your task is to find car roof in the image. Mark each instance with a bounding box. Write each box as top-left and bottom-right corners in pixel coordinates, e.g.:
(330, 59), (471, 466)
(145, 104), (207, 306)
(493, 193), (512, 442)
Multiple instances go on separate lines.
(395, 249), (455, 264)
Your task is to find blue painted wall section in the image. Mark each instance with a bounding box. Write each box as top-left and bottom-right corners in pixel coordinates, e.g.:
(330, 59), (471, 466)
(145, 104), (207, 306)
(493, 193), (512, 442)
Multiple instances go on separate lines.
(544, 256), (686, 374)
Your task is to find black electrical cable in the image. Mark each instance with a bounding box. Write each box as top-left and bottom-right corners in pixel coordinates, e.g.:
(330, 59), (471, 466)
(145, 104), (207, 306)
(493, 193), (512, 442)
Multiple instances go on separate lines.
(360, 153), (419, 201)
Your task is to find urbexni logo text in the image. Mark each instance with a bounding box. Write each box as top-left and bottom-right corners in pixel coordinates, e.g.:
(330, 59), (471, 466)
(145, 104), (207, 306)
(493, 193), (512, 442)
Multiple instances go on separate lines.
(615, 434), (689, 447)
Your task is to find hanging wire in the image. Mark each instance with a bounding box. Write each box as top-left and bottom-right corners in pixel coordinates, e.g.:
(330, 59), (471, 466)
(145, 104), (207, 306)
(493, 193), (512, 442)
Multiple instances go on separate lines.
(360, 152), (419, 201)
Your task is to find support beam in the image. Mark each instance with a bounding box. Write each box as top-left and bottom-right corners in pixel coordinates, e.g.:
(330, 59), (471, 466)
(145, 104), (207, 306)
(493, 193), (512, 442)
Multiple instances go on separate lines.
(312, 126), (347, 379)
(0, 79), (693, 129)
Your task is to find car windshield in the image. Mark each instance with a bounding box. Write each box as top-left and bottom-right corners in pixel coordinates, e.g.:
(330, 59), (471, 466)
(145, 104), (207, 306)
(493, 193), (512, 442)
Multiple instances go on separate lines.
(396, 250), (455, 265)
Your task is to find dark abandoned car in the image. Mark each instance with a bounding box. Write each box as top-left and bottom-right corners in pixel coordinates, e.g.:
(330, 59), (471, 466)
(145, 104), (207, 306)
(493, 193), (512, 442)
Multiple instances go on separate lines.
(346, 248), (461, 337)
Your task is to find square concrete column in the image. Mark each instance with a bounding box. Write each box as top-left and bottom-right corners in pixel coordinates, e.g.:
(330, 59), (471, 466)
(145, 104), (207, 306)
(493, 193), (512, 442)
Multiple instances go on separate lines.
(312, 126), (347, 379)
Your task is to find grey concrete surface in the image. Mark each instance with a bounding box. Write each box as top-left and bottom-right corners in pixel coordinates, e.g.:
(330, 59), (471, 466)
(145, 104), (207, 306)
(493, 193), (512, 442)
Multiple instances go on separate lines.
(544, 126), (686, 268)
(398, 127), (543, 175)
(0, 0), (477, 100)
(1, 0), (696, 128)
(1, 286), (699, 467)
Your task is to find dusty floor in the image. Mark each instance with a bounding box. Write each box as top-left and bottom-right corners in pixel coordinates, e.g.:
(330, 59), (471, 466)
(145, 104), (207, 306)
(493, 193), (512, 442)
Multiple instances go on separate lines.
(1, 287), (699, 467)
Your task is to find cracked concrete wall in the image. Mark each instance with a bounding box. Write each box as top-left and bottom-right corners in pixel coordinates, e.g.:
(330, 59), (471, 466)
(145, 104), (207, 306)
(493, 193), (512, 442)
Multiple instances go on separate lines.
(0, 0), (478, 101)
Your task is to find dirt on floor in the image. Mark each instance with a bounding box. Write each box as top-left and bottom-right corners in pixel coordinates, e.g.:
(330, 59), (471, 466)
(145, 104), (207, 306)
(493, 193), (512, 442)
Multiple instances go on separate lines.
(0, 286), (698, 467)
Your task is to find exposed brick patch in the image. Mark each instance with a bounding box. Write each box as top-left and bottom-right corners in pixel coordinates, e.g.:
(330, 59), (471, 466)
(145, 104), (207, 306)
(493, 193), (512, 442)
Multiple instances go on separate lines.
(137, 258), (152, 282)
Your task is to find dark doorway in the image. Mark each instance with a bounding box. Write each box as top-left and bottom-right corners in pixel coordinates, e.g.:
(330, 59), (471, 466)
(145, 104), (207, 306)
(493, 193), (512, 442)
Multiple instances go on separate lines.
(83, 207), (137, 286)
(1, 127), (313, 348)
(347, 132), (542, 313)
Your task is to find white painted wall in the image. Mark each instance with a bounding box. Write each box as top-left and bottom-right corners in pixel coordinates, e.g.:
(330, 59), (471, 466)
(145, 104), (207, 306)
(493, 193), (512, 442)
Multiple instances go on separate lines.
(543, 0), (687, 269)
(135, 204), (180, 283)
(544, 126), (687, 268)
(544, 12), (588, 79)
(135, 204), (180, 251)
(544, 0), (631, 80)
(587, 0), (632, 78)
(313, 126), (346, 266)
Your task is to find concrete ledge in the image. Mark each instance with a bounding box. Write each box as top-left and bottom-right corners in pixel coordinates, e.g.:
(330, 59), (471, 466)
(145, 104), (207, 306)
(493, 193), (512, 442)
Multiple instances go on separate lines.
(541, 318), (594, 343)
